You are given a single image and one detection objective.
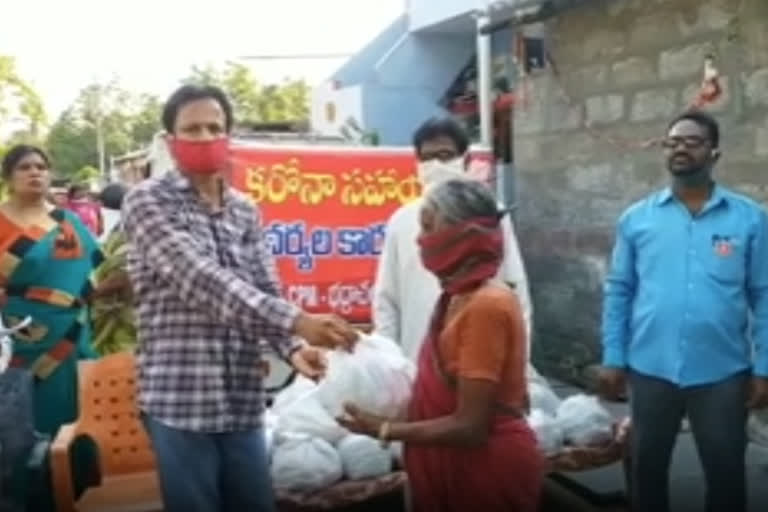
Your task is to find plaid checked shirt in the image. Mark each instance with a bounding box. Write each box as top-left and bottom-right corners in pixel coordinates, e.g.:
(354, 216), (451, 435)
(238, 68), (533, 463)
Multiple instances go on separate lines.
(122, 171), (302, 433)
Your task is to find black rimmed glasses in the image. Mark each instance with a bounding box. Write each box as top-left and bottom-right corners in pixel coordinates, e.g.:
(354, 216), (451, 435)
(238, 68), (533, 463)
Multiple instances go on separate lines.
(661, 136), (709, 150)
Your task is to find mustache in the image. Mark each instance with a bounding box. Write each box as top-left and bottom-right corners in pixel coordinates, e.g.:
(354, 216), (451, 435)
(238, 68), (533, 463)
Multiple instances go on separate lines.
(670, 152), (692, 161)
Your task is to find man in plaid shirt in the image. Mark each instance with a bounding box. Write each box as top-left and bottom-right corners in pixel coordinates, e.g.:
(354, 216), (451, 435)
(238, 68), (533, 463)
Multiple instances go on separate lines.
(122, 84), (357, 512)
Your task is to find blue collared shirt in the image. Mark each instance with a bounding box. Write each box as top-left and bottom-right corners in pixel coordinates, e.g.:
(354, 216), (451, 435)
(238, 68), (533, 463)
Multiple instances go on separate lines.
(602, 185), (768, 386)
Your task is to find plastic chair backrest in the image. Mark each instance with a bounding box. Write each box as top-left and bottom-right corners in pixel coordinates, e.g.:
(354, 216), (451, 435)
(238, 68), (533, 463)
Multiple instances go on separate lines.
(75, 352), (155, 476)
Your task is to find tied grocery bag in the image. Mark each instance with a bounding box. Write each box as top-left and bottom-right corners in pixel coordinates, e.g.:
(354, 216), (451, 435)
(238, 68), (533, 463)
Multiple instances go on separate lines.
(315, 333), (416, 419)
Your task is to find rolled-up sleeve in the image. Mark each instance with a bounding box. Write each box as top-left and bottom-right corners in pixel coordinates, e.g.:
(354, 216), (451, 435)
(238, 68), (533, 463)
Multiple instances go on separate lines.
(122, 186), (301, 345)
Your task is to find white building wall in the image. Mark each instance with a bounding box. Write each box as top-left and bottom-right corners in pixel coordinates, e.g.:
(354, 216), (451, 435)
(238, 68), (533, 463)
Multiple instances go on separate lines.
(310, 83), (364, 138)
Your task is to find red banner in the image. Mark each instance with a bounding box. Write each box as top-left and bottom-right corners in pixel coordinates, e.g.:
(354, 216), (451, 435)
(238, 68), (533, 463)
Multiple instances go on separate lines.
(229, 144), (420, 323)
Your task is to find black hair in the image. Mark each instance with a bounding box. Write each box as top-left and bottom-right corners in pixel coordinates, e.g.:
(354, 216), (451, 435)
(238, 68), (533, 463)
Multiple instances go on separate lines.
(99, 183), (128, 211)
(1, 144), (50, 179)
(161, 84), (234, 134)
(668, 110), (720, 148)
(68, 183), (87, 198)
(412, 117), (470, 156)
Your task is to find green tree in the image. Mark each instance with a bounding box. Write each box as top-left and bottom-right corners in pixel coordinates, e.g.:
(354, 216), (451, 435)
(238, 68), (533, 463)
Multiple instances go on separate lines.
(0, 55), (47, 139)
(46, 109), (98, 178)
(131, 94), (162, 143)
(46, 81), (161, 178)
(181, 62), (310, 124)
(1, 55), (47, 199)
(74, 165), (101, 184)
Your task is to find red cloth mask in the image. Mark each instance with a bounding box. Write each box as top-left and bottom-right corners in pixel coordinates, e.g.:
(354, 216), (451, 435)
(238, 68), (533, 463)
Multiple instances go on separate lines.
(417, 216), (503, 295)
(168, 137), (230, 175)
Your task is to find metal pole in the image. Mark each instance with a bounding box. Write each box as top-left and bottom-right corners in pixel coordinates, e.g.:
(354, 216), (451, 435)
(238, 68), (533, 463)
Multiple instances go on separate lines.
(475, 8), (493, 148)
(96, 84), (106, 178)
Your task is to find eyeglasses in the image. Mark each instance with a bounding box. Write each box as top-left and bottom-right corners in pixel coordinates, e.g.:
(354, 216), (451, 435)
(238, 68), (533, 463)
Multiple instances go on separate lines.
(419, 150), (459, 162)
(661, 136), (709, 150)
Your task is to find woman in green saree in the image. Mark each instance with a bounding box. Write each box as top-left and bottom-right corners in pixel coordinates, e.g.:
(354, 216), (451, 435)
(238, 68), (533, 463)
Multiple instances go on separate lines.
(0, 145), (103, 505)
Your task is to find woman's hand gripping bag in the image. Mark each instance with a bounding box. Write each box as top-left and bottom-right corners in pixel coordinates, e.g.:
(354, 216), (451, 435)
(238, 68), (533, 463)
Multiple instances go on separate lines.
(315, 333), (415, 419)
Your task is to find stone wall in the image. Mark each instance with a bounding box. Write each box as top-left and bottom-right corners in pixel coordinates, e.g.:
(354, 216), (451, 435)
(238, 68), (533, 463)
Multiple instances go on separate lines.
(515, 0), (768, 385)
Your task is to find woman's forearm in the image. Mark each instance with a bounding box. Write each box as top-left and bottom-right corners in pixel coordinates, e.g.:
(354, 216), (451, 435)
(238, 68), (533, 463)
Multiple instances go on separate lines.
(389, 415), (487, 447)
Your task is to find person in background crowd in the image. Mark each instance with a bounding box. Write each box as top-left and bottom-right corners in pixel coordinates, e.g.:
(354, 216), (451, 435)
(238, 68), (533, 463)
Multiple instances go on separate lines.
(341, 179), (545, 512)
(90, 183), (135, 355)
(600, 110), (768, 512)
(121, 84), (358, 512)
(373, 116), (543, 383)
(66, 183), (103, 236)
(0, 145), (103, 504)
(48, 187), (68, 209)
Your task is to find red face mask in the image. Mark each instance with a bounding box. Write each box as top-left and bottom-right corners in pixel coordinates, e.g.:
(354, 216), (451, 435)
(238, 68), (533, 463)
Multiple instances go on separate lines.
(417, 216), (503, 294)
(168, 137), (230, 175)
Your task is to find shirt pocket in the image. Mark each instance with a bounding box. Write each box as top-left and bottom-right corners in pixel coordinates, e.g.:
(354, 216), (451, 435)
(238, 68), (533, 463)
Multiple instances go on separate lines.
(706, 238), (745, 284)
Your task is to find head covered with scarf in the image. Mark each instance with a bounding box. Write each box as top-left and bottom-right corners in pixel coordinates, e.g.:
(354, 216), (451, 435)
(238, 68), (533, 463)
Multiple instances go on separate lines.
(418, 179), (506, 296)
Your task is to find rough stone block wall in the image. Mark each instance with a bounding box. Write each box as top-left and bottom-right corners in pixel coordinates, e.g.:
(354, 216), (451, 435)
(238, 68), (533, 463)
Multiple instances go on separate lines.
(516, 0), (768, 385)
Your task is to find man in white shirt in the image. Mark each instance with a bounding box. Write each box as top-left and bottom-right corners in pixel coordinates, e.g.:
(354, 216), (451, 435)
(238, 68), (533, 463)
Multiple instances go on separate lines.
(373, 117), (542, 382)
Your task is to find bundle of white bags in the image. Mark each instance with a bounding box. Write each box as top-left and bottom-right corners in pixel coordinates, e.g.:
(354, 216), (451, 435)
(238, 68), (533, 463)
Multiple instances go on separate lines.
(271, 433), (343, 491)
(526, 382), (615, 456)
(268, 333), (413, 492)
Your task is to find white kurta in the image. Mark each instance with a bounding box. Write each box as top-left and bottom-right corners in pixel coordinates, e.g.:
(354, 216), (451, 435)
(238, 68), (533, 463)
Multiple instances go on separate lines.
(372, 198), (543, 382)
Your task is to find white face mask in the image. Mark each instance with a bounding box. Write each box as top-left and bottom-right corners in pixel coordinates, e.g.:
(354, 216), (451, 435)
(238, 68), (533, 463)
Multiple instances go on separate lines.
(416, 157), (467, 189)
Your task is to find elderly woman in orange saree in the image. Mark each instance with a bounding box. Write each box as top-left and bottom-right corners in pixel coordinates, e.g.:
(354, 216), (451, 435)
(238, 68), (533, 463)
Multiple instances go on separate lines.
(339, 179), (545, 512)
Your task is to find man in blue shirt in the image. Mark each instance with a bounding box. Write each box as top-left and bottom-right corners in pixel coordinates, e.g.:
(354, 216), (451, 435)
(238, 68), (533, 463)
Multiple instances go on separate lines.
(600, 111), (768, 512)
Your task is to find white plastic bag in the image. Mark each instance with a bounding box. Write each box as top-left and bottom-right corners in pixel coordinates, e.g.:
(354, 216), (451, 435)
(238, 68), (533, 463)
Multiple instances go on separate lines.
(528, 381), (561, 417)
(337, 434), (393, 480)
(275, 390), (348, 445)
(556, 394), (614, 446)
(0, 317), (31, 375)
(748, 408), (768, 448)
(264, 410), (278, 459)
(271, 434), (343, 491)
(271, 376), (317, 415)
(0, 332), (11, 375)
(390, 442), (404, 465)
(315, 333), (415, 419)
(527, 409), (564, 456)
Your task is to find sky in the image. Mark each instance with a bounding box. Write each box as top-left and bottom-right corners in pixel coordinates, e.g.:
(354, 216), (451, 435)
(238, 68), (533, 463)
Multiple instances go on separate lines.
(0, 0), (404, 119)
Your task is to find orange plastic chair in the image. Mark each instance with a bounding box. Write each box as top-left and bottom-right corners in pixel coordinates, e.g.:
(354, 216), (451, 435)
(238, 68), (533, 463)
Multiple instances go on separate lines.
(50, 351), (162, 512)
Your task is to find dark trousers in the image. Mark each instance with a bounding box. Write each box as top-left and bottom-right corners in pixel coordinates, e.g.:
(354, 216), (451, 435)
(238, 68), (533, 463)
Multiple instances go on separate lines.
(142, 414), (275, 512)
(628, 370), (749, 512)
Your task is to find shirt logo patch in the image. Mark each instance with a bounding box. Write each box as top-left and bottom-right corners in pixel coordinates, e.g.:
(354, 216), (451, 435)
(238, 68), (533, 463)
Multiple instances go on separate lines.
(712, 235), (733, 257)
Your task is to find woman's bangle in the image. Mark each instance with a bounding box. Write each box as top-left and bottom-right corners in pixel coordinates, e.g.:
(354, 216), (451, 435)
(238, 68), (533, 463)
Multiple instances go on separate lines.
(378, 421), (391, 448)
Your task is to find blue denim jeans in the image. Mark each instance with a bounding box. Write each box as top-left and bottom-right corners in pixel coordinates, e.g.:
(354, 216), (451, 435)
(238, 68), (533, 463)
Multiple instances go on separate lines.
(142, 414), (274, 512)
